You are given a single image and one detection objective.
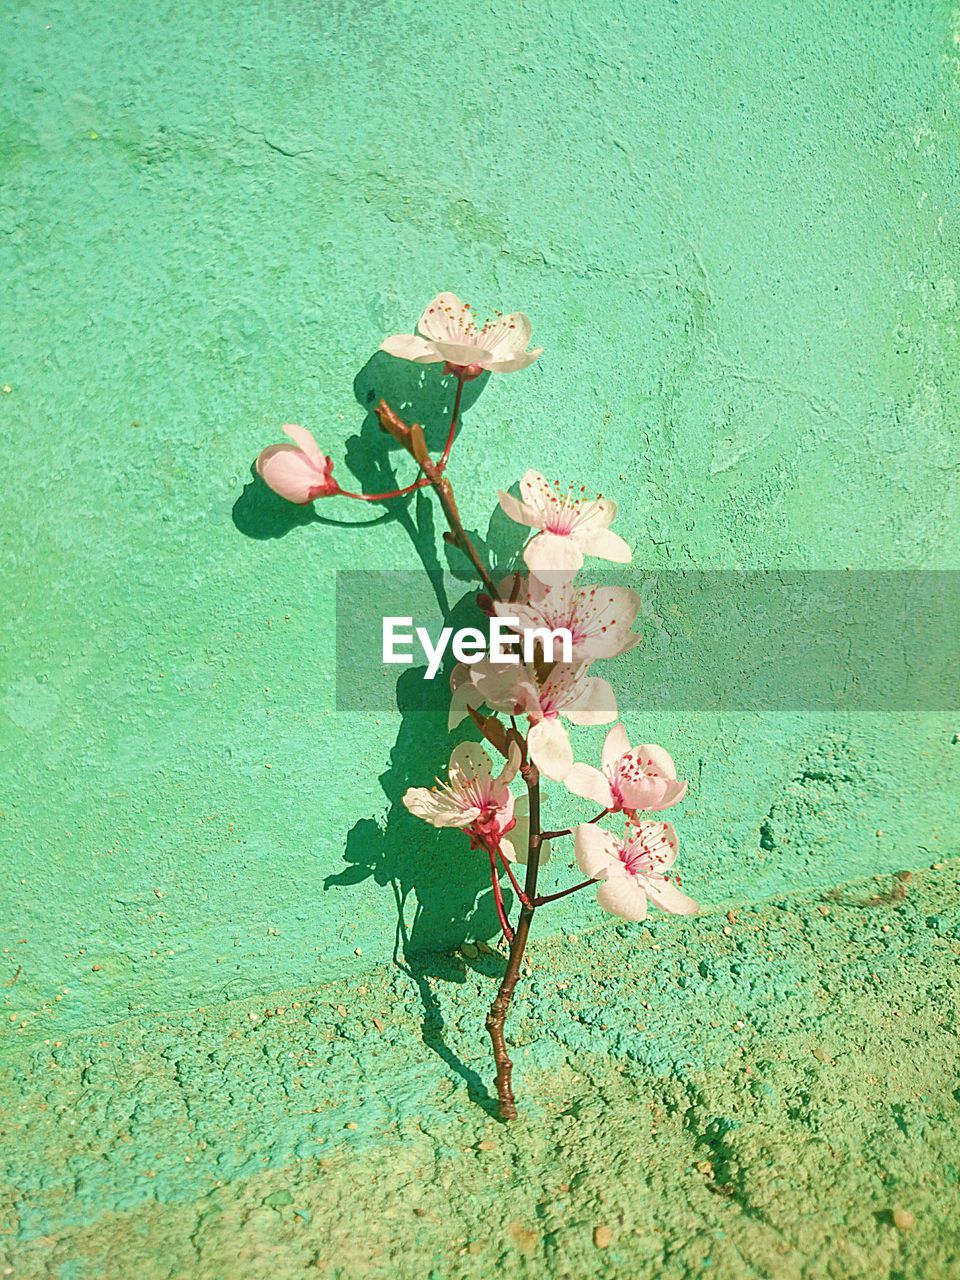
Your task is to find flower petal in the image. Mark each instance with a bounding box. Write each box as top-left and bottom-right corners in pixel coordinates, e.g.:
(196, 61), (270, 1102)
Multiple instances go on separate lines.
(642, 875), (699, 915)
(575, 587), (642, 658)
(281, 424), (324, 468)
(524, 531), (584, 577)
(658, 779), (689, 809)
(633, 744), (678, 779)
(482, 312), (533, 358)
(499, 833), (519, 862)
(519, 470), (552, 511)
(470, 659), (538, 715)
(495, 740), (522, 789)
(447, 683), (474, 730)
(498, 489), (541, 530)
(503, 796), (552, 866)
(380, 333), (442, 364)
(430, 339), (484, 366)
(256, 444), (325, 504)
(601, 723), (631, 771)
(448, 742), (494, 788)
(447, 658), (483, 728)
(417, 292), (467, 342)
(632, 819), (680, 868)
(527, 717), (574, 781)
(577, 527), (632, 564)
(573, 823), (622, 879)
(596, 875), (649, 922)
(563, 676), (617, 726)
(563, 762), (613, 808)
(402, 786), (479, 828)
(484, 347), (543, 374)
(620, 777), (688, 812)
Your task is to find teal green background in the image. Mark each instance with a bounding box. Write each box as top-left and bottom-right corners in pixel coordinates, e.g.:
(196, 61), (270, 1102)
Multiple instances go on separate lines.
(2, 0), (959, 1049)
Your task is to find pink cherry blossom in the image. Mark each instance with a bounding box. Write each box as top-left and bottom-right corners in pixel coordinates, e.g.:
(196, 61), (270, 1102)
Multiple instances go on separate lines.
(446, 658), (535, 732)
(403, 741), (522, 856)
(564, 724), (688, 813)
(381, 291), (542, 378)
(449, 660), (616, 782)
(498, 471), (632, 577)
(574, 820), (698, 921)
(257, 425), (339, 504)
(494, 576), (641, 662)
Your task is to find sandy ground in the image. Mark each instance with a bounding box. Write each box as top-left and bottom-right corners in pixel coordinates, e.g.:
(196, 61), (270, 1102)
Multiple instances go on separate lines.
(3, 862), (959, 1278)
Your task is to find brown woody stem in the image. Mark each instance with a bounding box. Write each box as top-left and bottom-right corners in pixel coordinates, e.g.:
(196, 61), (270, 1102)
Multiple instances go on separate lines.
(375, 395), (545, 1118)
(375, 398), (499, 599)
(485, 761), (541, 1120)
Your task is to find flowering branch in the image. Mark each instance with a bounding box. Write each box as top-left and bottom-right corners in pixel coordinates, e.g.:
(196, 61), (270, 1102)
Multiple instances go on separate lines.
(373, 398), (500, 600)
(252, 289), (701, 1121)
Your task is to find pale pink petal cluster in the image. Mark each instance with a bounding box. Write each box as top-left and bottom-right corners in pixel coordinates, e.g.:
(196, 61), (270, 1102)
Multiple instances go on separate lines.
(564, 724), (688, 813)
(449, 660), (616, 782)
(381, 292), (543, 377)
(403, 742), (521, 856)
(499, 471), (632, 578)
(575, 820), (698, 921)
(494, 576), (641, 662)
(256, 425), (339, 504)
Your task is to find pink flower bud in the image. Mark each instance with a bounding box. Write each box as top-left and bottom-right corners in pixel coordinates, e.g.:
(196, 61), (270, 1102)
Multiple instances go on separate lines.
(256, 425), (339, 504)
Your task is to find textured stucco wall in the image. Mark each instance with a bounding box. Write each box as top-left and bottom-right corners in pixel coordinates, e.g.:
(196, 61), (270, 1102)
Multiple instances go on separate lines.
(2, 0), (959, 1051)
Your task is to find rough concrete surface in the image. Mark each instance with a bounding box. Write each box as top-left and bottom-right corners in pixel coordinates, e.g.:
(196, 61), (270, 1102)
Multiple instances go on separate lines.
(1, 0), (959, 1273)
(3, 867), (960, 1277)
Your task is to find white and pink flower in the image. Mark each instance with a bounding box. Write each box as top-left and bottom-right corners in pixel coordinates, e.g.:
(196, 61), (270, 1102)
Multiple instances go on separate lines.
(564, 724), (688, 813)
(449, 660), (617, 782)
(494, 577), (641, 662)
(381, 291), (542, 379)
(574, 820), (698, 921)
(257, 425), (339, 504)
(499, 471), (632, 578)
(403, 741), (525, 858)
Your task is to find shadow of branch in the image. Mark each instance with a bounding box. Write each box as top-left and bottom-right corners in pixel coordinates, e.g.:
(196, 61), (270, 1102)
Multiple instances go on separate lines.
(233, 351), (529, 1111)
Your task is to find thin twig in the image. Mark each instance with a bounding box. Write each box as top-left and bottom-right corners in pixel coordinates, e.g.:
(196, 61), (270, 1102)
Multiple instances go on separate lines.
(533, 877), (596, 906)
(540, 807), (611, 842)
(496, 846), (532, 908)
(488, 848), (514, 942)
(337, 477), (430, 502)
(438, 373), (466, 469)
(374, 398), (499, 599)
(431, 473), (499, 598)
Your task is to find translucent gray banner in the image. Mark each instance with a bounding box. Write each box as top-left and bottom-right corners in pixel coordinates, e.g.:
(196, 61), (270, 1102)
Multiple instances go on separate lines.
(335, 570), (959, 712)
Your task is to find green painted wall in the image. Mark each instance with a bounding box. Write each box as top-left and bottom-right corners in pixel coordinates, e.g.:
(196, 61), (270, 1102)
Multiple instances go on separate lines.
(2, 0), (959, 1052)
